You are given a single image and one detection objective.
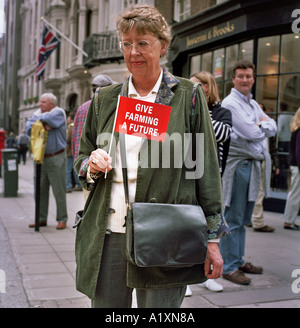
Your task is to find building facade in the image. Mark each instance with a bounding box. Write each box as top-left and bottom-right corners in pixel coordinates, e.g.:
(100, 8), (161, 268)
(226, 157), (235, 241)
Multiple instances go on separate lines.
(169, 0), (300, 211)
(1, 0), (299, 210)
(0, 0), (22, 134)
(17, 0), (157, 132)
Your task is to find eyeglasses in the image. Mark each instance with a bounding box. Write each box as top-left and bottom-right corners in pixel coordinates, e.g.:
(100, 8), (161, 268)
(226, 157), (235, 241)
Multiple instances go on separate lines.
(118, 39), (159, 54)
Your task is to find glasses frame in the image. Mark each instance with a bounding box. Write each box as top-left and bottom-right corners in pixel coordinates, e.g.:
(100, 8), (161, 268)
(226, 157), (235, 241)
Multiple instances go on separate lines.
(118, 39), (159, 54)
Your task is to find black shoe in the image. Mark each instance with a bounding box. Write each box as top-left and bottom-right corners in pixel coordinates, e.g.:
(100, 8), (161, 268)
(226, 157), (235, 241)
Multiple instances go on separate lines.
(284, 224), (300, 230)
(29, 222), (47, 228)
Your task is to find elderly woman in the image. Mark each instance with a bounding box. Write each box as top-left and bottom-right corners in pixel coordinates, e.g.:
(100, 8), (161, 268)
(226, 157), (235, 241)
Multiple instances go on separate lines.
(74, 4), (229, 308)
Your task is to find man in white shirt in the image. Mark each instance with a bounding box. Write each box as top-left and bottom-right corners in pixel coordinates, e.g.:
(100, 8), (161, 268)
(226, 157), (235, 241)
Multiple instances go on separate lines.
(220, 61), (277, 285)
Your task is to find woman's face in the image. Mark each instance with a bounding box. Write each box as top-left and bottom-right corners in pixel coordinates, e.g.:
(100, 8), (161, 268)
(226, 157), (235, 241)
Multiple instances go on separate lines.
(121, 27), (166, 81)
(190, 76), (209, 98)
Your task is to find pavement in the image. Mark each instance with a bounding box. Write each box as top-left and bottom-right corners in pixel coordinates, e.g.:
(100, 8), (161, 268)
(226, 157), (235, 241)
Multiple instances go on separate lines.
(0, 156), (300, 308)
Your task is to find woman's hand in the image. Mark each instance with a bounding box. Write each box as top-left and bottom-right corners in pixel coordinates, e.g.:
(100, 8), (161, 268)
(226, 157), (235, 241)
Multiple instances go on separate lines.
(88, 149), (112, 174)
(204, 242), (223, 279)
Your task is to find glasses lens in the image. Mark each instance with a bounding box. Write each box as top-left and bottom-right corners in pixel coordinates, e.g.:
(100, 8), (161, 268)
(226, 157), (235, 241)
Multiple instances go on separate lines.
(118, 41), (130, 53)
(136, 41), (151, 53)
(118, 40), (155, 53)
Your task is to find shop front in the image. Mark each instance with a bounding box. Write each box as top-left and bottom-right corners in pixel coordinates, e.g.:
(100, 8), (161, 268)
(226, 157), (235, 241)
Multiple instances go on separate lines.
(169, 0), (300, 212)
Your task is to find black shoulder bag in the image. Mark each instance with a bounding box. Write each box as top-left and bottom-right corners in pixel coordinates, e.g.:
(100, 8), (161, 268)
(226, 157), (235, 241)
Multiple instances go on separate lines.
(120, 133), (208, 268)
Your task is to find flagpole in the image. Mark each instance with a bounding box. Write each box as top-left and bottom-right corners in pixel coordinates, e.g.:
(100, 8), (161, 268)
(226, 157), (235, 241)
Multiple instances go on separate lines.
(41, 17), (88, 57)
(104, 95), (121, 179)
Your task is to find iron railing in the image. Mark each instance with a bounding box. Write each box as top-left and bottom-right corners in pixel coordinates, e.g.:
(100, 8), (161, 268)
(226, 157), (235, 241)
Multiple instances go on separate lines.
(83, 31), (123, 66)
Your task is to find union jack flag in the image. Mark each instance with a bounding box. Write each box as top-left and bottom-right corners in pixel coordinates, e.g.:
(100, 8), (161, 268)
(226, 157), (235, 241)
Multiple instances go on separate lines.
(36, 26), (60, 81)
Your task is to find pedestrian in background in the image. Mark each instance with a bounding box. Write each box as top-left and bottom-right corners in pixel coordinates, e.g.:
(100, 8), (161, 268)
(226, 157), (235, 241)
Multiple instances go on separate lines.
(16, 130), (30, 165)
(187, 71), (232, 295)
(283, 107), (300, 230)
(220, 60), (277, 285)
(72, 74), (116, 200)
(5, 132), (16, 148)
(190, 71), (232, 176)
(66, 111), (82, 193)
(25, 93), (68, 230)
(74, 4), (229, 308)
(249, 103), (277, 233)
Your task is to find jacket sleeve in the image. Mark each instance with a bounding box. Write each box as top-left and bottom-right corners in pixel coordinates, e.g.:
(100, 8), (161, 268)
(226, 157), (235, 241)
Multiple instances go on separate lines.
(25, 115), (39, 136)
(40, 108), (66, 129)
(193, 86), (230, 239)
(211, 106), (232, 143)
(74, 93), (102, 191)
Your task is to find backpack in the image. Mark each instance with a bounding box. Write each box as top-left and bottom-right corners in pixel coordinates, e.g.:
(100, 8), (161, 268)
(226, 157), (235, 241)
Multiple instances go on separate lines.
(30, 120), (48, 164)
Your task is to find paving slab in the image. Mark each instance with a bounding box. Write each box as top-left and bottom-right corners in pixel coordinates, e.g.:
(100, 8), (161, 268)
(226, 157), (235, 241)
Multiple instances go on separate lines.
(1, 157), (300, 308)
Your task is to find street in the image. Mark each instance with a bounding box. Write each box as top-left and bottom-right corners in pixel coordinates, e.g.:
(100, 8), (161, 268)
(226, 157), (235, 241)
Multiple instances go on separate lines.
(0, 156), (300, 308)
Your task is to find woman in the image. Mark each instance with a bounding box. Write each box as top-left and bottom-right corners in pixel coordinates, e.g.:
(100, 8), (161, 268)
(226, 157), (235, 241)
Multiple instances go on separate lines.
(186, 71), (232, 295)
(190, 71), (232, 176)
(283, 107), (300, 230)
(74, 4), (229, 308)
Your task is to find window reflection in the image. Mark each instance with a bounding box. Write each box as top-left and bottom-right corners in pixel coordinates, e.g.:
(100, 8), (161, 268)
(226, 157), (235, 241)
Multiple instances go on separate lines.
(256, 76), (278, 112)
(276, 112), (294, 191)
(190, 55), (201, 75)
(239, 40), (253, 62)
(188, 33), (300, 194)
(213, 48), (224, 82)
(225, 44), (238, 79)
(279, 74), (300, 112)
(202, 52), (212, 72)
(257, 36), (280, 75)
(281, 34), (300, 73)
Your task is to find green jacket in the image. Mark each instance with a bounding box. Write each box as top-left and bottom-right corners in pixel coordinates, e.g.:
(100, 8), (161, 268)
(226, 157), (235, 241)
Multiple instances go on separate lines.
(74, 68), (229, 299)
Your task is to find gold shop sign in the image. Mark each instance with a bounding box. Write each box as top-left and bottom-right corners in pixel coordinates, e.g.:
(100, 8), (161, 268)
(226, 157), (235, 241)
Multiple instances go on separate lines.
(186, 17), (246, 49)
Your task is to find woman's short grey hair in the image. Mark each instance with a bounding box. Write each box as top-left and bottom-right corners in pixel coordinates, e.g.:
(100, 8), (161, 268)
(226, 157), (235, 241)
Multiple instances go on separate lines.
(116, 4), (172, 52)
(41, 93), (57, 106)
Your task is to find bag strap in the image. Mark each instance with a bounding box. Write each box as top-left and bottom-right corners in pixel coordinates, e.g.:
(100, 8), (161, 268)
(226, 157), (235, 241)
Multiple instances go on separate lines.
(120, 81), (199, 211)
(119, 132), (130, 211)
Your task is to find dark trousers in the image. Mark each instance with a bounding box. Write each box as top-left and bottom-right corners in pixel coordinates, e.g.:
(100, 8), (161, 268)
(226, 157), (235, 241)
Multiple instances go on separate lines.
(18, 145), (28, 164)
(92, 233), (186, 308)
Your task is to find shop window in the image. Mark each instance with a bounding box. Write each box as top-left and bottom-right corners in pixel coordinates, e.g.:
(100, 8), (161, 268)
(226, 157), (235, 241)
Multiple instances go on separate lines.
(255, 75), (278, 113)
(239, 40), (253, 62)
(225, 44), (238, 79)
(281, 34), (300, 73)
(201, 52), (212, 72)
(213, 48), (224, 80)
(276, 112), (294, 191)
(216, 82), (224, 100)
(257, 36), (280, 75)
(224, 81), (233, 97)
(279, 74), (300, 112)
(190, 55), (201, 75)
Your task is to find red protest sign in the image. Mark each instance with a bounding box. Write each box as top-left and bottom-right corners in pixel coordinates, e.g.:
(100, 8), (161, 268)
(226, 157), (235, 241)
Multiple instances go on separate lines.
(114, 96), (172, 142)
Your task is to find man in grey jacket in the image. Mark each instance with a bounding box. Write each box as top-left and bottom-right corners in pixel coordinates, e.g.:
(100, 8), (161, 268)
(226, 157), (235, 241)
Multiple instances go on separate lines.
(220, 61), (277, 285)
(25, 93), (68, 230)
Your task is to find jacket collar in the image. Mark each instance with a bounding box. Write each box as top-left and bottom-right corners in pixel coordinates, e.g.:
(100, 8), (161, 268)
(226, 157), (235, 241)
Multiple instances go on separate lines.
(121, 67), (180, 106)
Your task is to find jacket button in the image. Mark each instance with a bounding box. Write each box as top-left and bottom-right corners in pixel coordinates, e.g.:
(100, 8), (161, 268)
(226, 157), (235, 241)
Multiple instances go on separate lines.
(150, 198), (157, 203)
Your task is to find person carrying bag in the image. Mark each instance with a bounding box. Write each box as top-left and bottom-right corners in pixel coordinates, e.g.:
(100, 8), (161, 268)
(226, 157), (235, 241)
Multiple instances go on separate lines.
(74, 4), (230, 308)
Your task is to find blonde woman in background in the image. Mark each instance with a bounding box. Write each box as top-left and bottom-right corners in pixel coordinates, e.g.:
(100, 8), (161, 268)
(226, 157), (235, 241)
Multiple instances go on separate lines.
(185, 71), (232, 295)
(283, 107), (300, 230)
